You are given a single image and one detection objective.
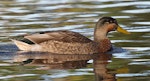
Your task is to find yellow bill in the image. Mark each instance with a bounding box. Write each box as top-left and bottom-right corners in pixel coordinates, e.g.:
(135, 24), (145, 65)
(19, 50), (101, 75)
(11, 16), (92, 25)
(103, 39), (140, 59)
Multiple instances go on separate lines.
(117, 26), (130, 34)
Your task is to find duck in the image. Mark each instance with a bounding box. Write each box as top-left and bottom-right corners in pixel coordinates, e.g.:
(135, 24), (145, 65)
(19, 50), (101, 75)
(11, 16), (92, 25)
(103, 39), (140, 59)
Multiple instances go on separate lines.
(12, 17), (130, 54)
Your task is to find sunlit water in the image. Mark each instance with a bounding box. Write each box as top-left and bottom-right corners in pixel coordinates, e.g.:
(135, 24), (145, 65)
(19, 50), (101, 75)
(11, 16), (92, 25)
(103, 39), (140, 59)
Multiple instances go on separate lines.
(0, 0), (150, 81)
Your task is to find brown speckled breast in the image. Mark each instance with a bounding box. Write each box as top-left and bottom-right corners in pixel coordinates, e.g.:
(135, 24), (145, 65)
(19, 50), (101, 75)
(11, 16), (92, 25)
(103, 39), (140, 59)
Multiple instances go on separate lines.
(39, 40), (99, 54)
(99, 39), (111, 53)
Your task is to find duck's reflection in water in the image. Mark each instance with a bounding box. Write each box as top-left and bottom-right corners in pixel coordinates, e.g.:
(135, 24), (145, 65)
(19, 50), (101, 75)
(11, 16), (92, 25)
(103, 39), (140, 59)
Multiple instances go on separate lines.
(13, 51), (115, 81)
(94, 53), (116, 81)
(14, 51), (95, 69)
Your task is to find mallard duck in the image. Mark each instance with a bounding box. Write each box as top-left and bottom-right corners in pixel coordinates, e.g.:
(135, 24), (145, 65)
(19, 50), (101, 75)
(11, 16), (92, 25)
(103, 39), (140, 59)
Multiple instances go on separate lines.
(12, 17), (130, 54)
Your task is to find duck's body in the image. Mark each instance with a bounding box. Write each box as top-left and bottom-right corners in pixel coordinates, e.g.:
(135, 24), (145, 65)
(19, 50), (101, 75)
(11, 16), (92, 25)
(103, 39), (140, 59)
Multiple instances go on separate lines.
(13, 30), (99, 54)
(12, 17), (130, 54)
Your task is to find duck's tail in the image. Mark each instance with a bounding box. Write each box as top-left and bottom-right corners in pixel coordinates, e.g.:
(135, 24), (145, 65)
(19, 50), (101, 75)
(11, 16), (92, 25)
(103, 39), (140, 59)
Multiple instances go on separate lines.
(11, 39), (32, 51)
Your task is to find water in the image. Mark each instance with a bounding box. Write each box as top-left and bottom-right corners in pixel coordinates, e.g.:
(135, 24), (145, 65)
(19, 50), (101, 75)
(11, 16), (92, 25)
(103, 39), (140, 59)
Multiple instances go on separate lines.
(0, 0), (150, 81)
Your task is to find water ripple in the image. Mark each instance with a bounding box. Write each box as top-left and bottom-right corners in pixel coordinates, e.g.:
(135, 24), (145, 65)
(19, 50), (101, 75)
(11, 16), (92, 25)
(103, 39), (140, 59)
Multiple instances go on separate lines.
(74, 1), (150, 8)
(122, 9), (150, 13)
(117, 73), (150, 77)
(0, 74), (37, 79)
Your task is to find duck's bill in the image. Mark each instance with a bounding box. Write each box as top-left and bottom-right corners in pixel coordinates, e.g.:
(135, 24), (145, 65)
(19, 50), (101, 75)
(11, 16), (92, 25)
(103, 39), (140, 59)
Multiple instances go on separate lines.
(117, 26), (130, 34)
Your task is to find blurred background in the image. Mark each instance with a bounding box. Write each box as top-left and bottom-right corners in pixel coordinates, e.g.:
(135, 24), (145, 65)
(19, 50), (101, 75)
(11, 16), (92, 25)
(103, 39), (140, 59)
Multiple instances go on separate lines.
(0, 0), (150, 81)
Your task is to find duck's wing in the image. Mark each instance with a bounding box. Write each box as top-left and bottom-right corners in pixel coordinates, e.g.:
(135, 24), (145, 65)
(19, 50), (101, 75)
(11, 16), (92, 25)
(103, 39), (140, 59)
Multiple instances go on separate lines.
(24, 30), (92, 44)
(24, 33), (52, 44)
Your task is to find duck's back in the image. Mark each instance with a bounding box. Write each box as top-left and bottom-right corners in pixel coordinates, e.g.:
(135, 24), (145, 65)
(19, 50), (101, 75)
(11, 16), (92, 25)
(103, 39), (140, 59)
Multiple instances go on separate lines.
(14, 30), (99, 54)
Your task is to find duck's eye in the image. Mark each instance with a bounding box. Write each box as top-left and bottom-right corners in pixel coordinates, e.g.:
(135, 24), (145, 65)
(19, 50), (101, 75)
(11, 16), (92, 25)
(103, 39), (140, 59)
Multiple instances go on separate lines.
(107, 20), (113, 23)
(113, 20), (118, 24)
(103, 19), (117, 24)
(113, 20), (116, 23)
(109, 20), (117, 24)
(109, 20), (113, 23)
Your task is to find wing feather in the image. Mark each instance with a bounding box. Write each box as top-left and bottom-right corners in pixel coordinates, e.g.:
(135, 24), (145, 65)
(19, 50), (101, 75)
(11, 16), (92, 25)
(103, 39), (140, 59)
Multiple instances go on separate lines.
(24, 30), (92, 44)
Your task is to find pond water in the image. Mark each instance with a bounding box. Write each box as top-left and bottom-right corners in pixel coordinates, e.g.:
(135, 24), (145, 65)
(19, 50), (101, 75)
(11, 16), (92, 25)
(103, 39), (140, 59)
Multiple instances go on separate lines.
(0, 0), (150, 81)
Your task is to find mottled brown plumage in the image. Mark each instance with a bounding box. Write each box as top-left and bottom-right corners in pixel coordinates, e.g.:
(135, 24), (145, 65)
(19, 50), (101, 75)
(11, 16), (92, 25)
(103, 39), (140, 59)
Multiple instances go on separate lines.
(12, 17), (130, 54)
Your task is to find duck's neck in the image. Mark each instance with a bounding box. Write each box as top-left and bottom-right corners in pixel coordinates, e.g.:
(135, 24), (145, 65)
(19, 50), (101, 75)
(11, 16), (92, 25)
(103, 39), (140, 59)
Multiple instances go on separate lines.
(94, 26), (108, 41)
(94, 27), (111, 52)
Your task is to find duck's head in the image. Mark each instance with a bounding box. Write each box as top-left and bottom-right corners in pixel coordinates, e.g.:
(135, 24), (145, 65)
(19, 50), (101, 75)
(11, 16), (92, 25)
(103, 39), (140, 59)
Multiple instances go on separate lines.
(94, 17), (130, 41)
(96, 17), (130, 34)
